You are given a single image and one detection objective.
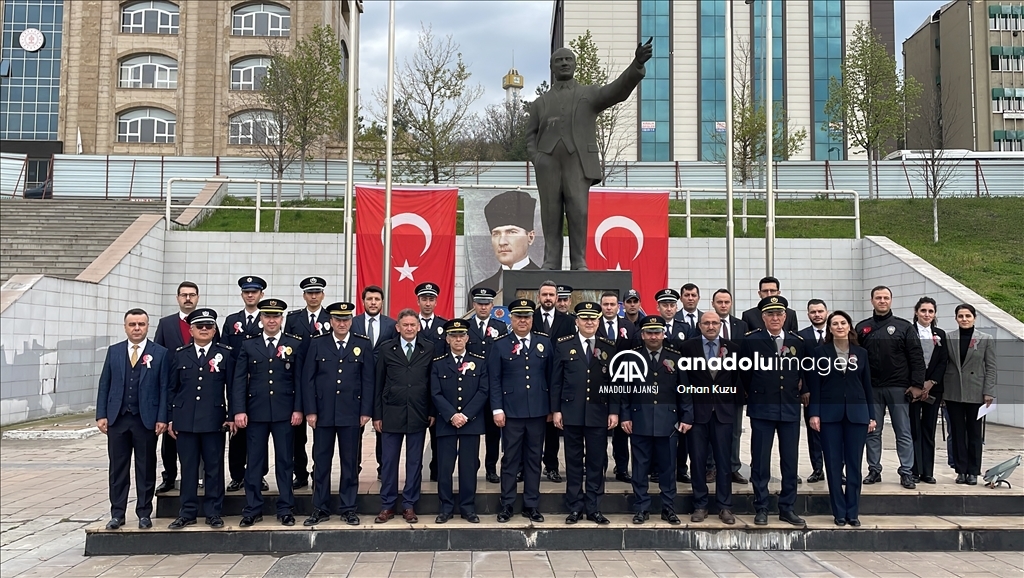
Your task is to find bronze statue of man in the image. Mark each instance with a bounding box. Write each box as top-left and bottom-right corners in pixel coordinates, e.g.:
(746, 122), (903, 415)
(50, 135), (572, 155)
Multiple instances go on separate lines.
(526, 39), (653, 271)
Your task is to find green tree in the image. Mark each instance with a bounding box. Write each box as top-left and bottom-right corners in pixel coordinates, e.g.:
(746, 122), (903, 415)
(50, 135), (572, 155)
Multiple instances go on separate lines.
(568, 30), (632, 180)
(482, 98), (529, 161)
(824, 21), (922, 199)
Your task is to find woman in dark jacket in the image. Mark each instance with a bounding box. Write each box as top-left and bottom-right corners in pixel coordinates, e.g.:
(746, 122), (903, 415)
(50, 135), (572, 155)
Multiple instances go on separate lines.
(908, 297), (949, 484)
(809, 311), (876, 527)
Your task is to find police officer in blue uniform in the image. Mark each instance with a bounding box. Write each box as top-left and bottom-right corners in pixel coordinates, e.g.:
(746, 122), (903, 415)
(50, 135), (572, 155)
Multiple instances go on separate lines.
(655, 288), (693, 484)
(415, 282), (448, 482)
(167, 308), (236, 530)
(222, 276), (269, 493)
(552, 302), (617, 525)
(431, 319), (488, 524)
(284, 276), (331, 489)
(232, 299), (304, 527)
(619, 315), (693, 525)
(489, 299), (553, 523)
(301, 302), (374, 527)
(738, 295), (810, 527)
(466, 287), (508, 484)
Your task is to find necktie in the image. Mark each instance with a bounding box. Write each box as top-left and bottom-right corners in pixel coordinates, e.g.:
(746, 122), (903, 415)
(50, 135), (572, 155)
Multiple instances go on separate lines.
(817, 329), (824, 344)
(521, 338), (529, 352)
(198, 347), (207, 366)
(544, 313), (551, 334)
(707, 341), (717, 360)
(688, 313), (695, 328)
(479, 319), (486, 334)
(650, 350), (658, 365)
(131, 345), (139, 367)
(405, 342), (413, 361)
(607, 321), (614, 339)
(585, 338), (593, 363)
(722, 319), (730, 340)
(421, 318), (430, 331)
(246, 314), (254, 330)
(309, 313), (317, 333)
(337, 339), (345, 353)
(666, 321), (673, 336)
(267, 336), (276, 357)
(368, 317), (376, 346)
(775, 335), (784, 355)
(455, 355), (463, 367)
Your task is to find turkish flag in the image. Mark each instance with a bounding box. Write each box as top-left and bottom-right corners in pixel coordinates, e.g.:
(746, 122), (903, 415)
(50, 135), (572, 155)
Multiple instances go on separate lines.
(586, 190), (669, 315)
(355, 185), (458, 318)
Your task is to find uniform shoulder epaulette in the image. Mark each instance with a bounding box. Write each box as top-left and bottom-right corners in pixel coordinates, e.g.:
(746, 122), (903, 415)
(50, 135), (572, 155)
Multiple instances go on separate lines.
(433, 354), (448, 362)
(287, 308), (302, 315)
(468, 351), (485, 359)
(286, 333), (302, 340)
(557, 334), (575, 343)
(663, 346), (681, 355)
(176, 344), (190, 351)
(597, 336), (615, 346)
(788, 331), (804, 340)
(745, 328), (763, 336)
(533, 330), (550, 337)
(244, 333), (259, 339)
(313, 332), (331, 339)
(493, 333), (511, 342)
(351, 332), (369, 341)
(217, 343), (232, 350)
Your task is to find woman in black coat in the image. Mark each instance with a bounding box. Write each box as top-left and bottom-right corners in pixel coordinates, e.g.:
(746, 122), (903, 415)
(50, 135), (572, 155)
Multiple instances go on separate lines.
(908, 297), (948, 484)
(808, 311), (876, 527)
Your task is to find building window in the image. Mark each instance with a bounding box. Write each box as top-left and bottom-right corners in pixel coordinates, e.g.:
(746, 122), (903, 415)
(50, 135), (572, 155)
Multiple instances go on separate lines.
(811, 0), (844, 160)
(639, 0), (671, 161)
(1, 0), (64, 141)
(232, 3), (291, 37)
(121, 1), (179, 35)
(229, 110), (279, 145)
(230, 56), (271, 90)
(752, 0), (784, 159)
(994, 131), (1024, 151)
(341, 40), (349, 82)
(698, 0), (725, 162)
(117, 107), (176, 143)
(119, 54), (177, 89)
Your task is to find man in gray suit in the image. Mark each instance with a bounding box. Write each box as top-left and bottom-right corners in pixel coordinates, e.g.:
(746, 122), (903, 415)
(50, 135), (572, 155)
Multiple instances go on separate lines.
(526, 39), (652, 270)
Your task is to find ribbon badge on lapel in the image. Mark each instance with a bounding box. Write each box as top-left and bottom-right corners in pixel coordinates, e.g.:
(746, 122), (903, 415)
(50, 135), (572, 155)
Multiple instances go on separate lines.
(233, 321), (243, 334)
(663, 359), (675, 373)
(276, 345), (290, 358)
(969, 338), (978, 350)
(487, 326), (499, 338)
(512, 343), (523, 356)
(619, 327), (627, 339)
(932, 334), (942, 346)
(209, 353), (223, 372)
(458, 361), (475, 375)
(142, 354), (153, 369)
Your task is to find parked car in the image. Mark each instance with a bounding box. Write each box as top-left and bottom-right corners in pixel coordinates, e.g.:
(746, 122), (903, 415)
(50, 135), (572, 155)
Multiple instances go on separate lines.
(24, 180), (53, 199)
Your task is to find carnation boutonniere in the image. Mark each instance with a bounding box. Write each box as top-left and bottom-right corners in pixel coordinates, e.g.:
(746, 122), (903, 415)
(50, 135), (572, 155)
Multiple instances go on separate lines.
(209, 353), (223, 372)
(512, 342), (523, 356)
(969, 338), (978, 350)
(142, 354), (153, 369)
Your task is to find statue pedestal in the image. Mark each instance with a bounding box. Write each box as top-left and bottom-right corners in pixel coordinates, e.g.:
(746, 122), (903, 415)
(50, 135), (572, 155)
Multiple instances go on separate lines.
(500, 270), (633, 306)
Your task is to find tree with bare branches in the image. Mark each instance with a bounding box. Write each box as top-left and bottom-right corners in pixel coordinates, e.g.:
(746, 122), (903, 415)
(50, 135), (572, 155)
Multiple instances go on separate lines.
(911, 84), (966, 243)
(481, 98), (529, 161)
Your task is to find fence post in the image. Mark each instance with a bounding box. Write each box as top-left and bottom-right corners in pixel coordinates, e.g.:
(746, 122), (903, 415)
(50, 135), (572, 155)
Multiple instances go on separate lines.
(853, 191), (861, 239)
(159, 156), (165, 201)
(105, 155), (110, 199)
(685, 190), (692, 239)
(255, 181), (262, 232)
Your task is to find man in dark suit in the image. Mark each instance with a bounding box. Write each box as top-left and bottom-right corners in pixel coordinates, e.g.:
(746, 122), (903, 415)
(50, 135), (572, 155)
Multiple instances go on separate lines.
(738, 296), (810, 527)
(284, 276), (330, 489)
(154, 281), (203, 494)
(552, 302), (617, 525)
(96, 308), (169, 530)
(709, 288), (748, 484)
(431, 319), (488, 524)
(414, 282), (447, 482)
(676, 283), (702, 334)
(655, 288), (693, 483)
(302, 302), (374, 527)
(741, 276), (799, 333)
(489, 299), (553, 523)
(466, 287), (508, 483)
(534, 281), (573, 482)
(350, 284), (396, 479)
(681, 312), (743, 525)
(373, 309), (435, 524)
(469, 190), (541, 298)
(221, 276), (269, 493)
(620, 315), (692, 525)
(232, 299), (304, 527)
(797, 299), (829, 484)
(598, 290), (636, 483)
(166, 309), (235, 530)
(527, 40), (652, 270)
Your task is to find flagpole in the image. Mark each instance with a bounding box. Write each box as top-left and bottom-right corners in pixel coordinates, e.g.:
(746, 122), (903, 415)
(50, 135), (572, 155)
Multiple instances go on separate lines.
(381, 0), (397, 315)
(343, 0), (359, 300)
(764, 0), (775, 277)
(725, 0), (735, 300)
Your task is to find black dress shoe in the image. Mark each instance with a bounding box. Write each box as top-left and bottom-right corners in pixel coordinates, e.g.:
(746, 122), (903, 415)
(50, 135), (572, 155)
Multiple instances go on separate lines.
(677, 472), (691, 484)
(138, 517), (152, 529)
(779, 510), (806, 526)
(661, 510), (680, 525)
(435, 512), (453, 524)
(900, 474), (917, 489)
(565, 511), (583, 524)
(847, 518), (862, 527)
(486, 471), (500, 484)
(587, 512), (610, 525)
(955, 473), (967, 484)
(343, 511), (360, 526)
(239, 515), (262, 527)
(206, 516), (224, 528)
(497, 506), (513, 523)
(546, 470), (563, 483)
(279, 514), (296, 526)
(105, 518), (125, 530)
(463, 513), (480, 524)
(834, 518), (846, 526)
(523, 508), (544, 522)
(304, 509), (331, 526)
(155, 480), (175, 494)
(516, 471), (524, 483)
(966, 474), (978, 485)
(227, 479), (243, 492)
(863, 471), (881, 484)
(650, 471), (660, 483)
(796, 475), (803, 484)
(168, 517), (196, 530)
(731, 471), (748, 484)
(754, 510), (768, 526)
(292, 478), (308, 490)
(615, 472), (632, 483)
(632, 511), (649, 524)
(261, 477), (269, 491)
(912, 474), (921, 483)
(807, 470), (825, 483)
(920, 475), (937, 484)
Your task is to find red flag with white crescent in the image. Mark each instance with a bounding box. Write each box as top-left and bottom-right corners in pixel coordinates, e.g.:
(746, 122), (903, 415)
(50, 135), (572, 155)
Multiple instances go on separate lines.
(586, 190), (669, 315)
(355, 185), (458, 318)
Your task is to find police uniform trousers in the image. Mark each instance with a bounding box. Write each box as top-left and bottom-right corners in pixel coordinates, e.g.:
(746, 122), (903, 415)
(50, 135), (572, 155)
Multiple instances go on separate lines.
(244, 420), (296, 517)
(380, 431), (426, 511)
(500, 416), (546, 509)
(803, 405), (824, 474)
(428, 424), (438, 479)
(107, 411), (158, 520)
(293, 423), (310, 484)
(910, 394), (942, 479)
(611, 426), (630, 475)
(484, 402), (502, 475)
(176, 431), (225, 520)
(675, 431), (689, 477)
(629, 433), (677, 513)
(687, 415), (734, 511)
(229, 429), (268, 483)
(563, 425), (608, 514)
(820, 417), (868, 521)
(542, 421), (561, 474)
(312, 425), (362, 513)
(437, 434), (481, 516)
(160, 431), (178, 482)
(749, 417), (800, 513)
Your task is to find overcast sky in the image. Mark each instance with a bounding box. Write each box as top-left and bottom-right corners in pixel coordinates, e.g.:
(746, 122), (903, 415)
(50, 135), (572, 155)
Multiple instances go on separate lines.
(357, 0), (949, 115)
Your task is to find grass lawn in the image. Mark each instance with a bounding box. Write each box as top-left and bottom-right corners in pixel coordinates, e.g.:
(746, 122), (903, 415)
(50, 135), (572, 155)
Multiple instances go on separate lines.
(196, 196), (1024, 321)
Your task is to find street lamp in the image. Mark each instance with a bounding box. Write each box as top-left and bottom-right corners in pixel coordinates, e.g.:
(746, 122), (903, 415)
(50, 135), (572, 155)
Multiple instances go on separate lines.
(828, 146), (840, 160)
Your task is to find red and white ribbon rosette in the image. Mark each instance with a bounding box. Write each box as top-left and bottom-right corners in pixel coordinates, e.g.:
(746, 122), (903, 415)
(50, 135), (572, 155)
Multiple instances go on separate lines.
(487, 326), (499, 338)
(209, 353), (223, 372)
(512, 343), (523, 356)
(233, 321), (243, 334)
(277, 345), (287, 358)
(142, 354), (153, 369)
